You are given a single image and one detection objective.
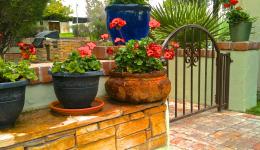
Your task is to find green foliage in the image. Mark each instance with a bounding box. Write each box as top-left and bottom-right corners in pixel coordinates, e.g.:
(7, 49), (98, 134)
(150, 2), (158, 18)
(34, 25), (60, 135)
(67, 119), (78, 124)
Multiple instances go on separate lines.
(246, 99), (260, 116)
(114, 38), (164, 73)
(43, 0), (73, 22)
(0, 0), (48, 55)
(108, 0), (148, 5)
(0, 58), (37, 83)
(151, 0), (227, 42)
(226, 8), (256, 24)
(51, 51), (101, 74)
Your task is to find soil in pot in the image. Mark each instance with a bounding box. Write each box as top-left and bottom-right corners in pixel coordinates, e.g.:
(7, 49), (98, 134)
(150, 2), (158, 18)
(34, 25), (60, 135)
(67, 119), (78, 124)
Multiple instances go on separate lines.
(51, 71), (103, 109)
(0, 80), (28, 129)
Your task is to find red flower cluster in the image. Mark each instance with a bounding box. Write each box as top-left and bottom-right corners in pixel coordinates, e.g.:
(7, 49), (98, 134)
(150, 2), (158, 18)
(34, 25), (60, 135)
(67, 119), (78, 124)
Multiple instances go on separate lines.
(149, 18), (161, 30)
(101, 34), (109, 40)
(78, 42), (96, 58)
(109, 18), (126, 30)
(106, 47), (114, 55)
(17, 42), (37, 60)
(114, 38), (125, 44)
(164, 49), (175, 60)
(146, 43), (162, 58)
(223, 0), (238, 8)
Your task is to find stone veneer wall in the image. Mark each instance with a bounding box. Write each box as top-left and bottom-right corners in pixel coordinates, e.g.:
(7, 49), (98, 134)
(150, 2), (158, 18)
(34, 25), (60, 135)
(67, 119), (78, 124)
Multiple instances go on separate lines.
(1, 102), (167, 150)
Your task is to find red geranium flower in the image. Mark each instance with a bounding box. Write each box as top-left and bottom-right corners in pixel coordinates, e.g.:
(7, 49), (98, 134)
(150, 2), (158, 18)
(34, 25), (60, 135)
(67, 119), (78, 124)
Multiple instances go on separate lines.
(146, 43), (162, 58)
(230, 0), (238, 5)
(101, 34), (109, 40)
(114, 38), (125, 43)
(109, 18), (127, 29)
(86, 42), (96, 50)
(29, 46), (36, 55)
(171, 41), (180, 48)
(223, 3), (231, 8)
(106, 47), (114, 55)
(149, 18), (161, 29)
(164, 49), (175, 60)
(78, 46), (92, 58)
(21, 52), (30, 59)
(17, 42), (25, 48)
(134, 42), (139, 49)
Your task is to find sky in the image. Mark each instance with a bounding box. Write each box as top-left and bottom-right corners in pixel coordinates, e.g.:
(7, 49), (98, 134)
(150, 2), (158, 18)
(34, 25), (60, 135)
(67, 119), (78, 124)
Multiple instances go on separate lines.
(62, 0), (164, 17)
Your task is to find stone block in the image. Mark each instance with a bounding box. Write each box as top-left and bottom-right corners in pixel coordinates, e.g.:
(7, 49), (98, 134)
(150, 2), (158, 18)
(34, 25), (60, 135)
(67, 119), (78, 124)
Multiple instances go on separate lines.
(146, 129), (152, 139)
(26, 144), (48, 150)
(77, 127), (115, 146)
(9, 146), (24, 150)
(46, 130), (75, 141)
(148, 134), (167, 150)
(48, 135), (75, 150)
(116, 117), (149, 138)
(130, 112), (145, 120)
(99, 116), (130, 129)
(78, 136), (116, 150)
(128, 143), (148, 150)
(144, 105), (166, 116)
(117, 131), (147, 150)
(150, 112), (166, 137)
(76, 124), (98, 136)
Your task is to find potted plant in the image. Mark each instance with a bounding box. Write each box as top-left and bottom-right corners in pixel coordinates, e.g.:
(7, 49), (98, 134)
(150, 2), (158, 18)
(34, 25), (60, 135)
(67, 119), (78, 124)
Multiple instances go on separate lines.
(0, 59), (37, 129)
(105, 18), (176, 103)
(50, 43), (103, 109)
(106, 0), (151, 43)
(223, 0), (256, 41)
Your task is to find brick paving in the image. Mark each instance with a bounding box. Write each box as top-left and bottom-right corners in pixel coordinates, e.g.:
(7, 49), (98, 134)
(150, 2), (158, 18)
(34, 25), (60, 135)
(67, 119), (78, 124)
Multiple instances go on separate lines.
(169, 110), (260, 150)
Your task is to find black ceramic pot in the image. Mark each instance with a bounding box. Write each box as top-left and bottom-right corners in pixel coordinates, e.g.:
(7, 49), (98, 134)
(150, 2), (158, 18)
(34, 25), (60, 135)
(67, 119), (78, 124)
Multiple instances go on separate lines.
(50, 71), (103, 109)
(0, 80), (28, 129)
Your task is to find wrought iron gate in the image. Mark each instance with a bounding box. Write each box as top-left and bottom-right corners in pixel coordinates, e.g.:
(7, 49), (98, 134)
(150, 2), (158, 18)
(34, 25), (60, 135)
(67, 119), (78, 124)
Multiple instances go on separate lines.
(162, 25), (231, 122)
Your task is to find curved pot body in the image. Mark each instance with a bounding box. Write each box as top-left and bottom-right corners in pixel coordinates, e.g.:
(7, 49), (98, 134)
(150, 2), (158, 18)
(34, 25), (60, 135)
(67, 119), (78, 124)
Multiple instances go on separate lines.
(51, 71), (103, 109)
(105, 71), (171, 103)
(106, 4), (151, 43)
(0, 80), (28, 129)
(229, 22), (252, 42)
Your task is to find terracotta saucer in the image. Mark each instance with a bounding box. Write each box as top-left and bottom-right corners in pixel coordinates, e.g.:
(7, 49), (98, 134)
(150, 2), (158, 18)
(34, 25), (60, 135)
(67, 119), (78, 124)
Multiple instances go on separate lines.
(50, 98), (105, 116)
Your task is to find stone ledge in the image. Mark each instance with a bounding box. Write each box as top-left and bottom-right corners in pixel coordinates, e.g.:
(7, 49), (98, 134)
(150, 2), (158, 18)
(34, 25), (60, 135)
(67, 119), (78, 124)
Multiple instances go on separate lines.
(29, 61), (115, 85)
(0, 97), (165, 149)
(217, 41), (260, 51)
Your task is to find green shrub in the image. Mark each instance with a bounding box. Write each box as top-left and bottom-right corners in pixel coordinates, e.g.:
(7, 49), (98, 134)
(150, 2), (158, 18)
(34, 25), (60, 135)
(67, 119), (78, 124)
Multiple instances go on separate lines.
(0, 59), (37, 83)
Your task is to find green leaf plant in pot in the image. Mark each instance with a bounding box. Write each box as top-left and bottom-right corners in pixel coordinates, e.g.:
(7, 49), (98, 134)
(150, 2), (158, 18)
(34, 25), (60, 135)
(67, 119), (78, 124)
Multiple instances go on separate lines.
(223, 0), (256, 42)
(50, 42), (103, 109)
(0, 58), (37, 129)
(105, 18), (177, 104)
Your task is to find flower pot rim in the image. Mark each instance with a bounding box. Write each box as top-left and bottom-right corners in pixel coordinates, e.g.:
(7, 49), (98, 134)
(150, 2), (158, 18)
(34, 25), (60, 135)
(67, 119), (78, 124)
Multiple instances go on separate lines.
(49, 70), (104, 77)
(0, 80), (28, 89)
(109, 70), (167, 78)
(105, 4), (151, 11)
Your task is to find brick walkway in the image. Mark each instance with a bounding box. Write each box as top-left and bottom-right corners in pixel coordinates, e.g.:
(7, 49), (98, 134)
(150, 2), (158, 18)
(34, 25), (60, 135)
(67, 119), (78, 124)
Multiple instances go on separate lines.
(169, 110), (260, 150)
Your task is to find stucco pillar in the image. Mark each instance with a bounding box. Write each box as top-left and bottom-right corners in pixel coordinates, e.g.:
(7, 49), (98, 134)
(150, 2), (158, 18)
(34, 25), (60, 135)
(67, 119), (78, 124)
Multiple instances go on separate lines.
(218, 41), (260, 112)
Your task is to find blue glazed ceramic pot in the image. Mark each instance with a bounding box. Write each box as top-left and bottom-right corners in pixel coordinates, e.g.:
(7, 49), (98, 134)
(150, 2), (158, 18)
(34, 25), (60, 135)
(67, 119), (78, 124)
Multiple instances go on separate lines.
(106, 4), (151, 44)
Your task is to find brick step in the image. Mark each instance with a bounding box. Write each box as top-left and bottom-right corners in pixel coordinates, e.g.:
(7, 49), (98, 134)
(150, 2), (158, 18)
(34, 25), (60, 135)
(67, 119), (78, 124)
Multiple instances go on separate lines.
(30, 60), (115, 85)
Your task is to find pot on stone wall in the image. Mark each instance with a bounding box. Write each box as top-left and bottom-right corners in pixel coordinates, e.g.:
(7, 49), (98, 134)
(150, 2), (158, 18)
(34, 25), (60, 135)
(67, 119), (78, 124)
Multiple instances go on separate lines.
(229, 22), (252, 42)
(105, 4), (151, 43)
(50, 71), (103, 109)
(105, 71), (171, 103)
(0, 80), (28, 129)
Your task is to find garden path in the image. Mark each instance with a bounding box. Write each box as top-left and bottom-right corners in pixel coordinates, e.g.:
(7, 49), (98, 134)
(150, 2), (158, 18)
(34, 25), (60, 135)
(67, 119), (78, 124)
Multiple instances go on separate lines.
(167, 110), (260, 150)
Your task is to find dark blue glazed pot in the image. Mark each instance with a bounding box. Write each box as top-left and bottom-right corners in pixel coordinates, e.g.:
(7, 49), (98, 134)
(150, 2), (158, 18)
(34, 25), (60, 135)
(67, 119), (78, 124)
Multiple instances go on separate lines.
(106, 4), (151, 44)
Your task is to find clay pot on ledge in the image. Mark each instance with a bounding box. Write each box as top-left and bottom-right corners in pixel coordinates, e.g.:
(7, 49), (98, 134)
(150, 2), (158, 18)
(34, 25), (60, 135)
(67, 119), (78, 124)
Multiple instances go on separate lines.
(105, 71), (171, 103)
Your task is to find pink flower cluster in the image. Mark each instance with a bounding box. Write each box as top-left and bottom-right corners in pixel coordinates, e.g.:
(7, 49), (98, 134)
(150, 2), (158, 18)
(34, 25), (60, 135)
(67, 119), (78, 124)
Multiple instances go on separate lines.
(78, 42), (96, 58)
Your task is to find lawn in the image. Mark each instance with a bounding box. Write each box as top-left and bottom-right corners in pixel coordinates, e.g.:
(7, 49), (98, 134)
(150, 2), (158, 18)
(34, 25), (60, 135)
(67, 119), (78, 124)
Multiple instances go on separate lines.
(59, 33), (74, 38)
(246, 99), (260, 115)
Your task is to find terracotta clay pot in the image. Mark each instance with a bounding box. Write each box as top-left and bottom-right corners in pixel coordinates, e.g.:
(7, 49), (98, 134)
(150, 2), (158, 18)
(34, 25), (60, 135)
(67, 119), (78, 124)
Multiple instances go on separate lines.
(105, 71), (171, 103)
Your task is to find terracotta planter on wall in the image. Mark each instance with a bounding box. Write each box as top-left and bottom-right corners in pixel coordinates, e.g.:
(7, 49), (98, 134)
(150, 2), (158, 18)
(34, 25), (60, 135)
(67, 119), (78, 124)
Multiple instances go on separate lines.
(105, 71), (171, 103)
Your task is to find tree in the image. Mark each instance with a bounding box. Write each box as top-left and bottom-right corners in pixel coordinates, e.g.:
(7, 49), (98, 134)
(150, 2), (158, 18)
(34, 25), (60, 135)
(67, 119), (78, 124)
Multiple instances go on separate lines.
(0, 0), (48, 57)
(43, 0), (73, 22)
(84, 0), (108, 40)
